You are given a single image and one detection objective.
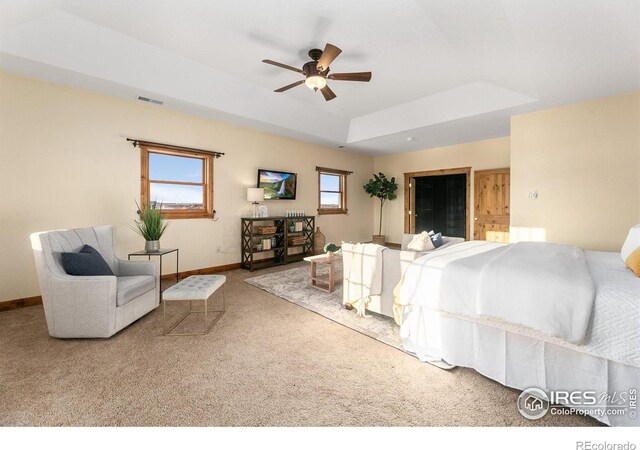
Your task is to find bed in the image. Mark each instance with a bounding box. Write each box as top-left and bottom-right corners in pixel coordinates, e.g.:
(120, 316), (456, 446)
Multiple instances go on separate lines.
(394, 240), (640, 427)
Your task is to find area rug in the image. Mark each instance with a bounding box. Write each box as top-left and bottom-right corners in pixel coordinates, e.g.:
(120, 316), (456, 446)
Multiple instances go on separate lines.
(244, 264), (407, 353)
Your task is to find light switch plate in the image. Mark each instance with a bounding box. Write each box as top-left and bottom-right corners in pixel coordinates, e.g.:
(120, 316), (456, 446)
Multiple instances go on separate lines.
(528, 191), (539, 199)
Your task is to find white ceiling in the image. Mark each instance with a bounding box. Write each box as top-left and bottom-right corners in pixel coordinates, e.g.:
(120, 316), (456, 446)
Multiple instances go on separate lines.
(1, 0), (638, 155)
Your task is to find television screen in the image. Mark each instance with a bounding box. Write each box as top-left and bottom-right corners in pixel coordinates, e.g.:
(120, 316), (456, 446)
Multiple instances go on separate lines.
(257, 169), (297, 200)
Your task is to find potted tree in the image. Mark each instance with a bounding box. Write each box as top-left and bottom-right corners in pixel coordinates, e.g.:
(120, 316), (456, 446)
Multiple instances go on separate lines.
(363, 172), (398, 245)
(131, 201), (168, 252)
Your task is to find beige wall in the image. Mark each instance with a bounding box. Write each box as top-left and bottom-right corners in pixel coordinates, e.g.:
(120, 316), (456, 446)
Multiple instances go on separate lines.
(0, 72), (374, 302)
(372, 137), (511, 244)
(2, 70), (637, 302)
(510, 92), (640, 251)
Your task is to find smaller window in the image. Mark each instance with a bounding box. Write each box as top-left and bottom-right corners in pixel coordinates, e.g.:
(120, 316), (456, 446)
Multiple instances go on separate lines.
(317, 167), (349, 215)
(141, 146), (214, 219)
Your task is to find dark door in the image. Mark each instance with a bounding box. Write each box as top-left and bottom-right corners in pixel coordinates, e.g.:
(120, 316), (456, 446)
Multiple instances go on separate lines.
(413, 174), (466, 238)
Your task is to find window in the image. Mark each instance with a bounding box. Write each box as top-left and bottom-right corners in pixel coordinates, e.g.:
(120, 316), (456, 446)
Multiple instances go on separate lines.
(317, 167), (350, 215)
(140, 146), (214, 219)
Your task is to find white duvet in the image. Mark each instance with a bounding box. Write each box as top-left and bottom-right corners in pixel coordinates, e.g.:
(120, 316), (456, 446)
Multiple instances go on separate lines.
(396, 241), (640, 367)
(396, 241), (596, 345)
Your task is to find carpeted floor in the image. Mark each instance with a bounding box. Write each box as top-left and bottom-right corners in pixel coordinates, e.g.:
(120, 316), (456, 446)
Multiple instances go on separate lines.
(244, 262), (411, 355)
(0, 263), (599, 426)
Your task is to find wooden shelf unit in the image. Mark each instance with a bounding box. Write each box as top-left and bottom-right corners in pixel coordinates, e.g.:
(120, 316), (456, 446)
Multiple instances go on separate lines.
(241, 216), (315, 271)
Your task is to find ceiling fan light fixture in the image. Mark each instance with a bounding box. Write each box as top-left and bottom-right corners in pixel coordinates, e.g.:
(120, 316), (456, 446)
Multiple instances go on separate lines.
(305, 75), (327, 90)
(263, 44), (371, 101)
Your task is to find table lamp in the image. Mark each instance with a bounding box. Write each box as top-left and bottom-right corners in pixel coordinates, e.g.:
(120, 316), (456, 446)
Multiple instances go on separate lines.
(247, 188), (264, 218)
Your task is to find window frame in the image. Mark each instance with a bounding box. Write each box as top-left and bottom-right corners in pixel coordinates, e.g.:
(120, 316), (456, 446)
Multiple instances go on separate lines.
(140, 145), (215, 219)
(317, 168), (348, 215)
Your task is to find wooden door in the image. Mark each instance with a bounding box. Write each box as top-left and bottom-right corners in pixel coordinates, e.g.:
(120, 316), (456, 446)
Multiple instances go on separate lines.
(474, 168), (510, 241)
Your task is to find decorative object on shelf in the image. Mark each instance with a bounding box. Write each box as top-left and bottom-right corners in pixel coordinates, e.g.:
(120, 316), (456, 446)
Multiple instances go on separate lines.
(262, 238), (272, 250)
(247, 188), (265, 218)
(289, 236), (306, 246)
(289, 221), (296, 233)
(258, 205), (269, 217)
(314, 227), (326, 255)
(324, 242), (339, 257)
(256, 225), (277, 234)
(256, 242), (263, 252)
(363, 172), (398, 246)
(130, 200), (168, 253)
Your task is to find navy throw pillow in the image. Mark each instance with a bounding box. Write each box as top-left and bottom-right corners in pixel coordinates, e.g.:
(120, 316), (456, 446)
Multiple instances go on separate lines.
(61, 245), (114, 276)
(431, 232), (444, 249)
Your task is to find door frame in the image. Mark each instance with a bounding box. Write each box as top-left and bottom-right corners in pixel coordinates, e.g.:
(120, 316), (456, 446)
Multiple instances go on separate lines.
(404, 167), (471, 240)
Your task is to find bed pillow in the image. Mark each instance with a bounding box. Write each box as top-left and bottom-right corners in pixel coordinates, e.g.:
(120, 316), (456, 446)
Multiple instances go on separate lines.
(61, 245), (114, 276)
(625, 247), (640, 277)
(621, 224), (640, 262)
(431, 232), (444, 248)
(407, 231), (435, 252)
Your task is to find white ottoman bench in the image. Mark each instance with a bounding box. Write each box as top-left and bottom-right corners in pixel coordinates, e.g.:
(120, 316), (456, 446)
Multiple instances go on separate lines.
(162, 275), (226, 336)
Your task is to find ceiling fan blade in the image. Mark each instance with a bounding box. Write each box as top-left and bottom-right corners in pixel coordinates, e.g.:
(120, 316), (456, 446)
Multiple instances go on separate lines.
(274, 80), (305, 92)
(320, 85), (336, 101)
(262, 59), (305, 74)
(328, 72), (372, 82)
(316, 43), (342, 72)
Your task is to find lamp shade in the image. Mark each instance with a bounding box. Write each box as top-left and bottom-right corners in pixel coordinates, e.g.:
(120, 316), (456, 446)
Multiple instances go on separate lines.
(247, 188), (264, 202)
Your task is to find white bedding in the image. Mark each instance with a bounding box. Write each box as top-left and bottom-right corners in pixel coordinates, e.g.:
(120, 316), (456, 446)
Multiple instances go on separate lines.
(583, 250), (640, 367)
(396, 242), (640, 368)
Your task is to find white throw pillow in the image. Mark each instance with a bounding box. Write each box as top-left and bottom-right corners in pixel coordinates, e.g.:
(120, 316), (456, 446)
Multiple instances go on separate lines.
(407, 231), (435, 252)
(621, 224), (640, 262)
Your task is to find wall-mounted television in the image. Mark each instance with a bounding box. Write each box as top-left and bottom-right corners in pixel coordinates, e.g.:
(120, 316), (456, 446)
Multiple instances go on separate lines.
(257, 169), (297, 200)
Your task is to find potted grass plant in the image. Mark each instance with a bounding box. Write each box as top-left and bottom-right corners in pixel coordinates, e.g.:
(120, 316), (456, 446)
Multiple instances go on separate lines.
(131, 201), (168, 252)
(363, 172), (398, 245)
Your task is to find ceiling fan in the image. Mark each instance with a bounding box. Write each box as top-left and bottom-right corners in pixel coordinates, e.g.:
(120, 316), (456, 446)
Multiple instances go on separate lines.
(262, 43), (372, 101)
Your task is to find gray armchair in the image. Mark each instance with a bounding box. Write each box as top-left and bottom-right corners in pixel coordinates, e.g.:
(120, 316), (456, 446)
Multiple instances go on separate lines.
(30, 225), (160, 338)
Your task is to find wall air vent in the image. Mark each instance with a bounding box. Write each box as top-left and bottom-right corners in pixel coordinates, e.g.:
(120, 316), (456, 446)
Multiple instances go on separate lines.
(137, 96), (163, 105)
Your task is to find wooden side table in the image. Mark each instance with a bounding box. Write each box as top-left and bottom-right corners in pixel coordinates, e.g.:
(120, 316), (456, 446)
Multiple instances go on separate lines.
(303, 253), (341, 293)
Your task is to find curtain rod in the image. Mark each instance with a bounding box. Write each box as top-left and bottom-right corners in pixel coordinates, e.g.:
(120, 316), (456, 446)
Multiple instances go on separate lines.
(315, 166), (353, 175)
(126, 138), (225, 158)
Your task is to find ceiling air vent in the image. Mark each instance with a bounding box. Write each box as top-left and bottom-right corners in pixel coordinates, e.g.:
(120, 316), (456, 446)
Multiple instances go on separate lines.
(137, 96), (163, 105)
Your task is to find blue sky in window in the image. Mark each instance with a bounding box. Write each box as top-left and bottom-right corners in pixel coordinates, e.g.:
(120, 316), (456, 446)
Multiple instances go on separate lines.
(149, 153), (202, 182)
(150, 183), (203, 205)
(320, 173), (340, 191)
(320, 192), (340, 207)
(148, 153), (204, 204)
